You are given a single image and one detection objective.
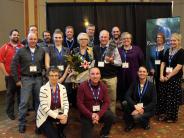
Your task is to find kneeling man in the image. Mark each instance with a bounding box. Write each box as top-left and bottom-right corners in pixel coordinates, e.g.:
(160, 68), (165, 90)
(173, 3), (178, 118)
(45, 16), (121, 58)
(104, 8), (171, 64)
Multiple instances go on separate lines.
(77, 67), (115, 138)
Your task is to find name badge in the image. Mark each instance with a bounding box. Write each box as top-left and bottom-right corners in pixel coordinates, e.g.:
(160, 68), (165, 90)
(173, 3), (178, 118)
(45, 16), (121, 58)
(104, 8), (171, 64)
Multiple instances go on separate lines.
(92, 105), (100, 112)
(137, 103), (143, 108)
(166, 67), (173, 74)
(57, 65), (64, 71)
(155, 60), (161, 65)
(30, 65), (37, 72)
(122, 62), (129, 68)
(98, 61), (104, 67)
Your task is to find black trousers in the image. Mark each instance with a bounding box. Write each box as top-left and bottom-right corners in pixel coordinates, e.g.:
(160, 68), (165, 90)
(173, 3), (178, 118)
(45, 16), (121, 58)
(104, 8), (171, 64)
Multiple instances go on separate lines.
(41, 118), (66, 138)
(123, 101), (154, 127)
(5, 76), (20, 116)
(80, 110), (115, 138)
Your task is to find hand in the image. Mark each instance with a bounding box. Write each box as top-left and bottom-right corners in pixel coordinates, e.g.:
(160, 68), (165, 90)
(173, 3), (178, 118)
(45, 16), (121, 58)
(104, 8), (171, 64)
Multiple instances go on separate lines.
(137, 108), (144, 114)
(105, 56), (114, 64)
(16, 81), (22, 87)
(160, 75), (165, 82)
(131, 110), (139, 116)
(58, 114), (68, 124)
(92, 113), (99, 124)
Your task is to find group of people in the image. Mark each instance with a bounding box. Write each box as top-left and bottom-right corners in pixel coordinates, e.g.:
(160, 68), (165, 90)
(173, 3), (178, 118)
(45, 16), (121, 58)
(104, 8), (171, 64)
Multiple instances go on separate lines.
(0, 24), (183, 138)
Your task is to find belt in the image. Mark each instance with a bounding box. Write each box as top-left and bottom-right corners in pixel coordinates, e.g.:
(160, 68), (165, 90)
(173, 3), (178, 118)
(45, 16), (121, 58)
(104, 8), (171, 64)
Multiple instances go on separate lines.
(22, 73), (42, 77)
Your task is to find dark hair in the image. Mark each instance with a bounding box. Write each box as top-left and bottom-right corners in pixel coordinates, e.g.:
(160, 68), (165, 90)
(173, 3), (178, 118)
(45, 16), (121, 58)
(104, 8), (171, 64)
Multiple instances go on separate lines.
(156, 32), (165, 43)
(42, 30), (51, 38)
(65, 26), (74, 32)
(47, 66), (60, 76)
(138, 66), (148, 72)
(9, 29), (19, 36)
(89, 67), (101, 74)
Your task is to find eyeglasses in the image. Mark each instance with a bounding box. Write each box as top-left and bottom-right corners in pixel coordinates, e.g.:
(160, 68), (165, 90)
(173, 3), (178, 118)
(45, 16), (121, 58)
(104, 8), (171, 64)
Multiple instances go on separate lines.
(80, 38), (88, 40)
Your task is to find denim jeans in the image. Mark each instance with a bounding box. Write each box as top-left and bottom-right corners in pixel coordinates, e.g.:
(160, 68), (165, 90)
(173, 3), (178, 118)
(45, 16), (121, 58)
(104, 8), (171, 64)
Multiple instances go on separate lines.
(5, 76), (20, 116)
(19, 76), (42, 127)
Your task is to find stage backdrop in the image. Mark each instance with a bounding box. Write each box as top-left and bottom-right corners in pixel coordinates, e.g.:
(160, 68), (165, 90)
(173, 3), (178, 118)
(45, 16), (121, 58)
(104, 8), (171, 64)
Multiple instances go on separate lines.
(146, 16), (180, 69)
(46, 2), (172, 57)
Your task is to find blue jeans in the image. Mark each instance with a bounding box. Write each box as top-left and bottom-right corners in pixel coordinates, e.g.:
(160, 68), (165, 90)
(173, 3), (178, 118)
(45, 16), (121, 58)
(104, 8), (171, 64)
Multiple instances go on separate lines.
(19, 76), (42, 127)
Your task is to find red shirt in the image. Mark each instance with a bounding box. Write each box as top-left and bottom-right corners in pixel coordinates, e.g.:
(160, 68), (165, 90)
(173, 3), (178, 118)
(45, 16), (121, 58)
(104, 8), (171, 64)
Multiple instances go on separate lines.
(0, 42), (23, 75)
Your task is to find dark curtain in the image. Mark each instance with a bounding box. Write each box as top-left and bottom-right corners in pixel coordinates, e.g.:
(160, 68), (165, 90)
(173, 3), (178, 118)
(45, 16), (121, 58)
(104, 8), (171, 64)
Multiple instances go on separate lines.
(46, 2), (172, 55)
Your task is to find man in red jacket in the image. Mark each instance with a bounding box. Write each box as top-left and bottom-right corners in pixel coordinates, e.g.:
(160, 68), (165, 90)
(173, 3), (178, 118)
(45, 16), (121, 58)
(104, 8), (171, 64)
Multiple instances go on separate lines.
(0, 29), (23, 120)
(77, 67), (115, 138)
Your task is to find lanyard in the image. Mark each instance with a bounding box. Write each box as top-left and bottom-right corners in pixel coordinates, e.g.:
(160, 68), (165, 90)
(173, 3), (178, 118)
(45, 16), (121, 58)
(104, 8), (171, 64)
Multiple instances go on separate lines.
(100, 47), (107, 61)
(155, 47), (159, 59)
(55, 47), (63, 62)
(80, 50), (87, 61)
(137, 80), (148, 102)
(168, 55), (174, 67)
(31, 52), (35, 64)
(121, 48), (127, 62)
(50, 84), (59, 104)
(88, 80), (100, 102)
(65, 39), (74, 49)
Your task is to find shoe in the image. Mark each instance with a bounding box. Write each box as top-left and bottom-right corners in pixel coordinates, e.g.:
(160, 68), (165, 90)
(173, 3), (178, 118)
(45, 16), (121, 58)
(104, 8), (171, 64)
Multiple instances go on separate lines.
(166, 120), (176, 123)
(143, 124), (150, 130)
(124, 125), (134, 132)
(19, 126), (26, 133)
(35, 127), (42, 135)
(8, 114), (15, 120)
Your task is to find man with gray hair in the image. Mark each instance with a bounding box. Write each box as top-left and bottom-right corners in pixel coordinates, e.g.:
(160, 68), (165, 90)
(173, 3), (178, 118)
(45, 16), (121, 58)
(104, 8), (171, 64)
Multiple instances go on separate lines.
(93, 30), (122, 114)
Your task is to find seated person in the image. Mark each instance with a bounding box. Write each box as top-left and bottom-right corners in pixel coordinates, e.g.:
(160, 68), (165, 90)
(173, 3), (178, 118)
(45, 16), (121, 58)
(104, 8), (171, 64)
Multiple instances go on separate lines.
(36, 67), (69, 138)
(77, 67), (115, 138)
(123, 66), (157, 132)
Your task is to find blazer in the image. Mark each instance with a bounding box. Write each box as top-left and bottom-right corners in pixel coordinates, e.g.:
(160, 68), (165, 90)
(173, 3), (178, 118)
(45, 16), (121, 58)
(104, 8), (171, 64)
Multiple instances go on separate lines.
(125, 80), (157, 113)
(36, 82), (69, 128)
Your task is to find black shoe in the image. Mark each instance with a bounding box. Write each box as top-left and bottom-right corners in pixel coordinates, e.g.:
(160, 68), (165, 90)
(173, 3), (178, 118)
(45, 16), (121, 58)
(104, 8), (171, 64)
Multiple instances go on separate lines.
(35, 127), (42, 135)
(8, 114), (15, 120)
(124, 125), (134, 132)
(19, 126), (26, 133)
(143, 124), (150, 130)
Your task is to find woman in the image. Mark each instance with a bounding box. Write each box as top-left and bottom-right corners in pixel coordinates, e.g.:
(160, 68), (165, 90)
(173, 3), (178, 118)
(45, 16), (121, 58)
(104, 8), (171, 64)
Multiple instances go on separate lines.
(123, 66), (157, 132)
(36, 67), (69, 138)
(148, 32), (169, 118)
(159, 33), (184, 123)
(45, 29), (70, 83)
(117, 32), (144, 102)
(72, 32), (94, 70)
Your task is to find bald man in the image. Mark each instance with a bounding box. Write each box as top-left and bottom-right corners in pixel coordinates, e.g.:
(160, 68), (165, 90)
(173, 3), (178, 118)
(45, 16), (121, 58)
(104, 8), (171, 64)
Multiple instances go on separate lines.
(11, 32), (45, 133)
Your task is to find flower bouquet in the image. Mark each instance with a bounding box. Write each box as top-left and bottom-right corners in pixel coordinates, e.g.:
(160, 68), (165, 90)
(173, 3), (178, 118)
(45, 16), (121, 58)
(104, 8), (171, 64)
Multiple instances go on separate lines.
(64, 53), (94, 83)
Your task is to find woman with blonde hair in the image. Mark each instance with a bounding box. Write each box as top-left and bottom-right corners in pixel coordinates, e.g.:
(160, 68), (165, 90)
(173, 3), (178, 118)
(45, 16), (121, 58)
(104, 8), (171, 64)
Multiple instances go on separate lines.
(159, 33), (184, 123)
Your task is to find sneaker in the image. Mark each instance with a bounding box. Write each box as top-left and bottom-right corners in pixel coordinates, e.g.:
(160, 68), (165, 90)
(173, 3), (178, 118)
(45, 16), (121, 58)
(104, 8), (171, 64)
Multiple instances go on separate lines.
(8, 114), (15, 120)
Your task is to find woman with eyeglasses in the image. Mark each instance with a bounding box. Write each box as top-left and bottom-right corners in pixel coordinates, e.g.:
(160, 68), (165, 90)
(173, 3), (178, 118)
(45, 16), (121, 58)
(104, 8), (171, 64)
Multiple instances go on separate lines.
(117, 32), (144, 104)
(159, 33), (184, 123)
(36, 66), (69, 138)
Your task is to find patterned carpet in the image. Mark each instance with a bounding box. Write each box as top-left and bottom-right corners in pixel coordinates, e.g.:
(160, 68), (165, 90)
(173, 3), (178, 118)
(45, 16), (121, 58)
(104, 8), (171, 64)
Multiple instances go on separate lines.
(0, 92), (184, 138)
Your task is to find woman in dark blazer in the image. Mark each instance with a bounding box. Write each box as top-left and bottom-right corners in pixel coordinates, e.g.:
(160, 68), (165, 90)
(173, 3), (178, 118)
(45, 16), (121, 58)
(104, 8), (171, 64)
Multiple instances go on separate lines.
(123, 66), (157, 132)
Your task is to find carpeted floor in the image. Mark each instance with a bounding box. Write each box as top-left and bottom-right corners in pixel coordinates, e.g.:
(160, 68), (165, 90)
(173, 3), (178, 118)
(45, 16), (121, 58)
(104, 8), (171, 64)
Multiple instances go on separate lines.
(0, 92), (184, 138)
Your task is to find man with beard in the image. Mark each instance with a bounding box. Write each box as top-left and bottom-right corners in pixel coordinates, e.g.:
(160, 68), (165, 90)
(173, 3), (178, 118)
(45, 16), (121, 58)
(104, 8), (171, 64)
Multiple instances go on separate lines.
(0, 29), (24, 120)
(38, 30), (53, 51)
(11, 32), (45, 133)
(110, 26), (123, 48)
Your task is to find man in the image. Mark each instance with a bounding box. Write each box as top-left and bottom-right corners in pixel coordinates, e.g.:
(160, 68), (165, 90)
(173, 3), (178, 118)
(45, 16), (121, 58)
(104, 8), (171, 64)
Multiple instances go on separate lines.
(93, 30), (122, 114)
(86, 24), (98, 47)
(0, 29), (23, 120)
(38, 30), (53, 51)
(63, 26), (78, 52)
(11, 32), (45, 133)
(110, 26), (123, 48)
(21, 25), (43, 46)
(77, 67), (115, 138)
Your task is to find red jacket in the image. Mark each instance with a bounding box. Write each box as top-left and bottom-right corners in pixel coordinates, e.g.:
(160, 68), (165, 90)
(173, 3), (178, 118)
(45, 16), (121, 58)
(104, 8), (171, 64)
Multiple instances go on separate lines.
(77, 80), (110, 119)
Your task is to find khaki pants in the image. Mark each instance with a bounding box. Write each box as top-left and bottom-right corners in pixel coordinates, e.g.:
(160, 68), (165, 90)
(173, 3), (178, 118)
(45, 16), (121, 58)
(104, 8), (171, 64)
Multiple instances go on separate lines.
(102, 77), (117, 114)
